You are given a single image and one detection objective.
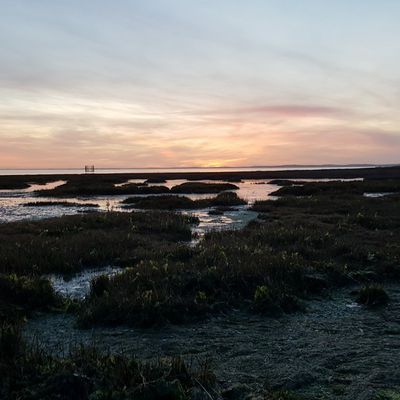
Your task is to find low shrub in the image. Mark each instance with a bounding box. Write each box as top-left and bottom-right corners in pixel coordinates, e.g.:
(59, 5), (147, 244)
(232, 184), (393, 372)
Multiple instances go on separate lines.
(122, 192), (246, 210)
(122, 195), (195, 210)
(37, 181), (170, 197)
(90, 275), (111, 297)
(270, 179), (400, 197)
(208, 191), (246, 206)
(355, 286), (389, 306)
(171, 182), (239, 194)
(253, 285), (280, 314)
(0, 322), (24, 361)
(0, 274), (60, 320)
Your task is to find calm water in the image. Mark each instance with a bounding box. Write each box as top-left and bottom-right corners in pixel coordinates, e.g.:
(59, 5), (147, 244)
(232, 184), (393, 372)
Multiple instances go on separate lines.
(0, 177), (363, 225)
(0, 178), (280, 226)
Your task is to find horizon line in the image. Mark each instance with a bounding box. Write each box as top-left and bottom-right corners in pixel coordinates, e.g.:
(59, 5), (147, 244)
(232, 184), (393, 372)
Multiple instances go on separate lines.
(1, 163), (399, 171)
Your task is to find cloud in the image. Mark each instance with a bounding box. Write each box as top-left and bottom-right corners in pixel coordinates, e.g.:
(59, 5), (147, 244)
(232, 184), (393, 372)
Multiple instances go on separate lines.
(194, 105), (348, 120)
(1, 1), (400, 167)
(234, 105), (345, 117)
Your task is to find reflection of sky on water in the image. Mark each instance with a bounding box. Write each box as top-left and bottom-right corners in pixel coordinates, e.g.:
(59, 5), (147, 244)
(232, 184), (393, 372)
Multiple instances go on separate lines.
(0, 177), (364, 235)
(0, 179), (279, 227)
(46, 266), (123, 299)
(363, 192), (393, 198)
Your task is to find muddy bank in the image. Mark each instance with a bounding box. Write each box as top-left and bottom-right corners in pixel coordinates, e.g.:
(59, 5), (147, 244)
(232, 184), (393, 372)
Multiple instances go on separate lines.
(25, 285), (400, 399)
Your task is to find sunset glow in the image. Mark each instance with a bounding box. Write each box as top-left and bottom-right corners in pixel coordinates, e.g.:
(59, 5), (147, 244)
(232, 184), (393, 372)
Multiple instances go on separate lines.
(1, 1), (400, 168)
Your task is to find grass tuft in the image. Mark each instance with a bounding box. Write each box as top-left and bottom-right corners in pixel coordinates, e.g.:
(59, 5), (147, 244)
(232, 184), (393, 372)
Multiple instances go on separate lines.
(0, 274), (61, 322)
(170, 182), (239, 194)
(356, 286), (389, 307)
(0, 324), (216, 400)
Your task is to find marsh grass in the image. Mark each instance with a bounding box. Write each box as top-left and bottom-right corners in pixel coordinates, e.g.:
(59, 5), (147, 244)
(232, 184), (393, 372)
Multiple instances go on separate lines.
(0, 323), (306, 400)
(0, 211), (197, 275)
(170, 182), (239, 194)
(0, 181), (31, 190)
(79, 192), (400, 327)
(34, 176), (241, 197)
(355, 285), (389, 306)
(24, 201), (100, 208)
(122, 191), (246, 210)
(0, 324), (216, 400)
(270, 179), (400, 197)
(37, 181), (170, 197)
(2, 179), (400, 328)
(0, 176), (60, 190)
(268, 179), (307, 186)
(264, 390), (306, 400)
(122, 195), (195, 210)
(376, 390), (400, 400)
(0, 274), (61, 322)
(78, 225), (323, 327)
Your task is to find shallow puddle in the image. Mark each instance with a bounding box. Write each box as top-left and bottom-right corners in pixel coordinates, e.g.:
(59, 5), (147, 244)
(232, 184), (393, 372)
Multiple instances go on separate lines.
(364, 192), (394, 198)
(46, 266), (123, 299)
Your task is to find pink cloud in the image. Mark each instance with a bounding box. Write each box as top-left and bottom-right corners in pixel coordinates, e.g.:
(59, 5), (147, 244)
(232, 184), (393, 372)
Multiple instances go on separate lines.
(236, 105), (344, 117)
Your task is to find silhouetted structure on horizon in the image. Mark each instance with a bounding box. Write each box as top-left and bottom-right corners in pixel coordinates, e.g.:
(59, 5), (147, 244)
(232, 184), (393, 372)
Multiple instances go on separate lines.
(84, 165), (95, 173)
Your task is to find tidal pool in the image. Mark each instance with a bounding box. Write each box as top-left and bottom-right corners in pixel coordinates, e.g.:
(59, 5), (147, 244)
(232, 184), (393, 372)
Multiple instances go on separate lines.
(46, 266), (123, 299)
(0, 179), (280, 224)
(364, 192), (394, 198)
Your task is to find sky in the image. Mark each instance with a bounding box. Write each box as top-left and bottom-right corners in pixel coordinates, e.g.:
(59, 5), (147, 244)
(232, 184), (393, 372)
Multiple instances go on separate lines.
(1, 0), (400, 168)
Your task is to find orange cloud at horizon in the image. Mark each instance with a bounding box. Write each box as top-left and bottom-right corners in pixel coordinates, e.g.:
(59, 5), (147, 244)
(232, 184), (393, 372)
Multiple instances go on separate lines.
(0, 88), (399, 169)
(1, 99), (399, 169)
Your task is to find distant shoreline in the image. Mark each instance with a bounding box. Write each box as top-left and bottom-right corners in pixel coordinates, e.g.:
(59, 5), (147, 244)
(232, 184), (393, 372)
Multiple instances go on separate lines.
(1, 165), (400, 183)
(0, 163), (396, 174)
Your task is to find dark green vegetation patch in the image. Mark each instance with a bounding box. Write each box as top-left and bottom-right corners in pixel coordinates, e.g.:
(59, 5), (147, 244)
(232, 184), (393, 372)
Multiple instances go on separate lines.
(270, 179), (400, 197)
(0, 275), (61, 323)
(170, 182), (239, 194)
(0, 211), (197, 276)
(23, 201), (99, 208)
(37, 180), (170, 197)
(355, 285), (390, 307)
(0, 324), (216, 400)
(122, 192), (246, 210)
(79, 188), (400, 327)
